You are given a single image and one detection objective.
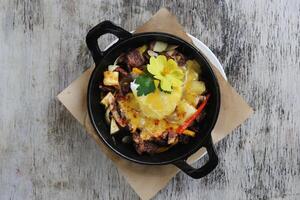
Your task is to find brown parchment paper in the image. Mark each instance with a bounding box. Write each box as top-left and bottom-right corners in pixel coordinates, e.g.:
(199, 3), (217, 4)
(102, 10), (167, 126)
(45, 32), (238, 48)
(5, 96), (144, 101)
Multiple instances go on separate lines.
(57, 8), (253, 200)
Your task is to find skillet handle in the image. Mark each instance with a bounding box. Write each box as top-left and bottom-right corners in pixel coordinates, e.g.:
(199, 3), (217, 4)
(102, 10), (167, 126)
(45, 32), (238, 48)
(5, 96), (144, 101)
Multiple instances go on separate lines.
(174, 135), (218, 179)
(86, 20), (132, 65)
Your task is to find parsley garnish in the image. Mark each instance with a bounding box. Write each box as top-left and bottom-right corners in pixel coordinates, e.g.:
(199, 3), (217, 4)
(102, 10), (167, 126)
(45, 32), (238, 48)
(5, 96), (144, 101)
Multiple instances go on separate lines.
(135, 74), (155, 96)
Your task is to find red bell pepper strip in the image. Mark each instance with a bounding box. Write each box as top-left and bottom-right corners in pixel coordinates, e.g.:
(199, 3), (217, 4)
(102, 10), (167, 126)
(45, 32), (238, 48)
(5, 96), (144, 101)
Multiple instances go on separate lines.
(176, 94), (211, 134)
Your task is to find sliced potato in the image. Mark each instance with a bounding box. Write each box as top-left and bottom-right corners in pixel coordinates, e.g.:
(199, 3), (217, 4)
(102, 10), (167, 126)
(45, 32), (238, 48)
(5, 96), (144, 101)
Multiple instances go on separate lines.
(100, 92), (114, 108)
(153, 41), (168, 52)
(184, 93), (200, 107)
(186, 59), (201, 74)
(103, 71), (119, 86)
(110, 118), (120, 134)
(189, 81), (206, 95)
(176, 100), (197, 123)
(185, 67), (199, 83)
(184, 81), (205, 107)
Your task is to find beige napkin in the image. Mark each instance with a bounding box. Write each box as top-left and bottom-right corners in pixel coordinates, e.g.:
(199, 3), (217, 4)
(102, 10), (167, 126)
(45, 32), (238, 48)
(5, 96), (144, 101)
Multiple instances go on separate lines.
(57, 8), (253, 200)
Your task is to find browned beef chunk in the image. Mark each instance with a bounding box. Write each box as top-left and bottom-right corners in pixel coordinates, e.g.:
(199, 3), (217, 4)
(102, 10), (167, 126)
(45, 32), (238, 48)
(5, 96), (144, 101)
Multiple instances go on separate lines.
(99, 85), (115, 93)
(109, 99), (127, 127)
(149, 41), (155, 50)
(116, 53), (126, 64)
(119, 76), (132, 95)
(176, 52), (186, 66)
(151, 131), (168, 146)
(164, 50), (186, 66)
(126, 49), (145, 68)
(132, 132), (160, 155)
(178, 135), (190, 144)
(132, 130), (180, 154)
(115, 66), (129, 76)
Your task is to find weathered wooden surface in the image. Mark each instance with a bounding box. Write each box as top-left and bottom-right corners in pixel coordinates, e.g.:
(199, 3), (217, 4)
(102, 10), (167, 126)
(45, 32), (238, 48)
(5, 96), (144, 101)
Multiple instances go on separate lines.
(0, 0), (299, 199)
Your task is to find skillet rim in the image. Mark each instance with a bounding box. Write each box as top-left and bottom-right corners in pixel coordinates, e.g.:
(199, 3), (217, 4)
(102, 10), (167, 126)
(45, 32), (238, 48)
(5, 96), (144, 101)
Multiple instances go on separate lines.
(87, 32), (221, 165)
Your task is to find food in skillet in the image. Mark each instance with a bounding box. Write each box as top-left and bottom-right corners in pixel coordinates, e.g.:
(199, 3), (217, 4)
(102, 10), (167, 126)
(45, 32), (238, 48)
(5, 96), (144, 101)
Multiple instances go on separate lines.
(100, 41), (210, 154)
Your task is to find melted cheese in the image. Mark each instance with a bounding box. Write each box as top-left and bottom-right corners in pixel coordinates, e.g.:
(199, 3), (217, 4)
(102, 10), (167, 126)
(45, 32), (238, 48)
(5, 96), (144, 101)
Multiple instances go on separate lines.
(118, 63), (203, 140)
(118, 94), (178, 140)
(131, 84), (183, 119)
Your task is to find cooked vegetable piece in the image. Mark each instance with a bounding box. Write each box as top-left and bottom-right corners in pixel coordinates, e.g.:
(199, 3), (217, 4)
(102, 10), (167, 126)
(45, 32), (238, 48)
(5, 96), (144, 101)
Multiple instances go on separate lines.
(108, 55), (122, 71)
(189, 81), (206, 94)
(176, 94), (211, 134)
(167, 131), (178, 144)
(103, 71), (119, 86)
(108, 64), (119, 72)
(186, 59), (201, 74)
(182, 129), (196, 137)
(108, 98), (126, 128)
(110, 118), (120, 134)
(138, 45), (147, 54)
(105, 108), (111, 123)
(166, 44), (179, 51)
(111, 108), (126, 127)
(184, 94), (200, 107)
(147, 50), (158, 57)
(184, 81), (206, 106)
(153, 41), (168, 52)
(132, 67), (143, 75)
(102, 91), (126, 127)
(100, 92), (115, 108)
(122, 136), (132, 143)
(176, 100), (197, 123)
(165, 50), (175, 58)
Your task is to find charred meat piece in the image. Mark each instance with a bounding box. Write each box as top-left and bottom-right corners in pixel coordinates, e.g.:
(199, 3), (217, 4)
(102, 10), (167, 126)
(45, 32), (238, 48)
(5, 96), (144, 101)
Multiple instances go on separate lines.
(110, 106), (126, 127)
(116, 53), (126, 64)
(165, 50), (186, 66)
(178, 135), (190, 144)
(126, 49), (145, 68)
(99, 85), (115, 93)
(151, 131), (168, 146)
(132, 132), (160, 154)
(115, 66), (129, 76)
(107, 96), (127, 127)
(132, 130), (180, 154)
(176, 52), (186, 66)
(119, 76), (133, 95)
(149, 41), (155, 50)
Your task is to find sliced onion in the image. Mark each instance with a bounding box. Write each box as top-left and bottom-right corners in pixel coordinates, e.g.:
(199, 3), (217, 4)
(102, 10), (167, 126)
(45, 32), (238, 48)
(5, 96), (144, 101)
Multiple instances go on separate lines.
(147, 50), (158, 57)
(108, 64), (119, 72)
(166, 45), (179, 51)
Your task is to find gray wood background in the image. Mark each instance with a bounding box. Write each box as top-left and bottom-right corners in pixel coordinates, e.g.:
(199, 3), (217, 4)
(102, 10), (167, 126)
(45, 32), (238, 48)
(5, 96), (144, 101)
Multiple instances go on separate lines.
(1, 0), (299, 199)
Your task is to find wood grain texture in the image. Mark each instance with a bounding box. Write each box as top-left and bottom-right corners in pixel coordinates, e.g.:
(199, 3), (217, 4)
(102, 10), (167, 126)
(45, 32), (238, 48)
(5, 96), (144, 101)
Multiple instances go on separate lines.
(0, 0), (299, 199)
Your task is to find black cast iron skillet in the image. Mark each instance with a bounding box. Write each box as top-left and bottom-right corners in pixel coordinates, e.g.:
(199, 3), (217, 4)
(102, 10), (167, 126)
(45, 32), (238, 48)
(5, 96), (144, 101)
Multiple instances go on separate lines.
(86, 21), (221, 179)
